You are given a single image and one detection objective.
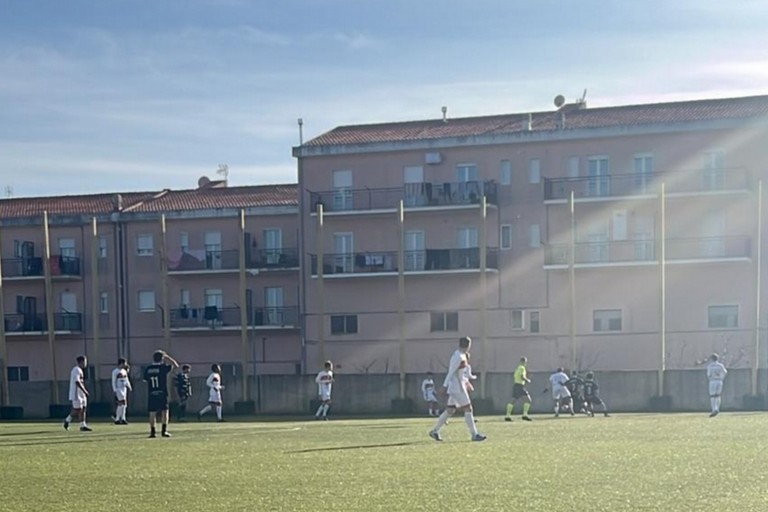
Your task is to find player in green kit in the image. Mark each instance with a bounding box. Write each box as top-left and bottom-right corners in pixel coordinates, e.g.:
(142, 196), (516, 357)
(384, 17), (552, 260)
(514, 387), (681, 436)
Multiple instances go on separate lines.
(505, 357), (532, 421)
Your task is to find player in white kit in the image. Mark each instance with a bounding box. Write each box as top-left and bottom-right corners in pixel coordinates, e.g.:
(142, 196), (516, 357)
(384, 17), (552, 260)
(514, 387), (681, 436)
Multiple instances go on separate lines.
(198, 364), (224, 422)
(429, 336), (486, 442)
(421, 372), (439, 416)
(548, 368), (573, 417)
(112, 359), (132, 425)
(64, 355), (92, 432)
(706, 353), (727, 417)
(315, 361), (334, 420)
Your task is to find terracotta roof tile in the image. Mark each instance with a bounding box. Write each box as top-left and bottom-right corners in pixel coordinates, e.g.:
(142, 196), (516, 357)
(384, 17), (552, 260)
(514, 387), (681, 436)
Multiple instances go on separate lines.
(0, 184), (298, 220)
(304, 95), (768, 147)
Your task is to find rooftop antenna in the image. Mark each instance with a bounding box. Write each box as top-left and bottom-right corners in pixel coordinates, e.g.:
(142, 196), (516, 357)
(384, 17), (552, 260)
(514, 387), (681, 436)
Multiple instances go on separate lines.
(441, 106), (448, 123)
(580, 88), (588, 105)
(4, 185), (13, 198)
(216, 164), (229, 184)
(298, 118), (304, 145)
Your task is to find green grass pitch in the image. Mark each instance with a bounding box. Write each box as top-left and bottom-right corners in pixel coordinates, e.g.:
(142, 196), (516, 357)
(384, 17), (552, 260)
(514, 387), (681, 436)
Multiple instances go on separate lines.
(1, 413), (768, 511)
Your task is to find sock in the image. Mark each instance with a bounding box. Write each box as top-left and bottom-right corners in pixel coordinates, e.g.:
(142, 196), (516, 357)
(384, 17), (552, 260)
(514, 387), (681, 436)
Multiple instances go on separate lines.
(115, 405), (123, 421)
(80, 421), (86, 427)
(464, 412), (478, 436)
(505, 403), (514, 417)
(568, 400), (574, 413)
(523, 403), (531, 417)
(151, 426), (156, 435)
(65, 414), (72, 423)
(715, 397), (721, 411)
(710, 397), (717, 412)
(315, 404), (324, 417)
(554, 402), (560, 415)
(216, 406), (222, 420)
(200, 405), (212, 416)
(161, 423), (167, 433)
(321, 404), (329, 417)
(432, 410), (450, 432)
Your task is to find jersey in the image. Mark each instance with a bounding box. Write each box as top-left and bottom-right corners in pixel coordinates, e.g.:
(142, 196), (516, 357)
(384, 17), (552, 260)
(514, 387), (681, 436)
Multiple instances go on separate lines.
(114, 368), (132, 392)
(566, 377), (584, 396)
(549, 371), (569, 392)
(443, 350), (467, 395)
(111, 367), (120, 393)
(206, 372), (222, 391)
(421, 378), (436, 401)
(68, 366), (86, 401)
(583, 379), (599, 398)
(316, 370), (333, 398)
(514, 364), (528, 385)
(144, 363), (172, 399)
(706, 361), (727, 381)
(174, 373), (192, 400)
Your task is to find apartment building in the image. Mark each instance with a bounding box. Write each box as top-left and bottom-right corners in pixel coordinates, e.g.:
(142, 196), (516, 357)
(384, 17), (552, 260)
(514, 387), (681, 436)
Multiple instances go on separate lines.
(295, 95), (768, 392)
(0, 179), (300, 405)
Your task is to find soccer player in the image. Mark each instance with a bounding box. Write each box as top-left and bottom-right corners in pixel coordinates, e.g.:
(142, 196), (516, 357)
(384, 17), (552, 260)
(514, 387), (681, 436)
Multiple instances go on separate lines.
(144, 350), (179, 438)
(314, 360), (334, 420)
(421, 372), (439, 416)
(199, 364), (225, 422)
(706, 353), (727, 417)
(428, 336), (486, 442)
(64, 355), (92, 432)
(548, 367), (573, 417)
(566, 370), (588, 414)
(112, 360), (132, 425)
(583, 372), (609, 417)
(505, 356), (532, 421)
(174, 364), (192, 421)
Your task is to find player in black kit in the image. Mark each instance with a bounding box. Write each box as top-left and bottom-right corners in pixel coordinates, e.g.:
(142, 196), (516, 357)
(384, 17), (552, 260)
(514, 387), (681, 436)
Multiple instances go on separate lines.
(143, 350), (179, 438)
(174, 364), (193, 421)
(583, 372), (610, 417)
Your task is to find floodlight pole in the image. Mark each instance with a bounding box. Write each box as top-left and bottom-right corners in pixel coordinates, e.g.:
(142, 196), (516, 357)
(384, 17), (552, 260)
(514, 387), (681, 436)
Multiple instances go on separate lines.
(659, 183), (667, 396)
(316, 202), (325, 367)
(480, 195), (488, 398)
(569, 191), (576, 371)
(397, 200), (406, 399)
(753, 180), (763, 396)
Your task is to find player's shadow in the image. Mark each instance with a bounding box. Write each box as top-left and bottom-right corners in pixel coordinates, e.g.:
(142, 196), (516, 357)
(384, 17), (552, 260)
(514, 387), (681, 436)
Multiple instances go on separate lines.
(287, 441), (422, 454)
(0, 430), (50, 437)
(0, 432), (138, 448)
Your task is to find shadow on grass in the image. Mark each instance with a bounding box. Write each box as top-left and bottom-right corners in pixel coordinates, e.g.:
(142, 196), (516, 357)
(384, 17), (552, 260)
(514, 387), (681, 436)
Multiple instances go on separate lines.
(287, 441), (423, 454)
(0, 431), (51, 437)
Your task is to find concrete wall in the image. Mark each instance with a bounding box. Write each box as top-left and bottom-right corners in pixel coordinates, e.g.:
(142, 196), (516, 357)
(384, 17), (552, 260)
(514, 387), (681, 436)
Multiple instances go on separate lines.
(4, 368), (767, 418)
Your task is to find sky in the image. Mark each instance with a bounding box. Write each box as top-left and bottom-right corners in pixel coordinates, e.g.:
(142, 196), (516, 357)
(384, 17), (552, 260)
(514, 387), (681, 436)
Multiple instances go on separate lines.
(1, 0), (767, 198)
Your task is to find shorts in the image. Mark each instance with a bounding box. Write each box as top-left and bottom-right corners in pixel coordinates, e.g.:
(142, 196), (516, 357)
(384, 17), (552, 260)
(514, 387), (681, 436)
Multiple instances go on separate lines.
(552, 387), (571, 401)
(71, 396), (87, 410)
(148, 394), (169, 413)
(709, 380), (724, 396)
(446, 387), (471, 408)
(115, 389), (128, 402)
(424, 390), (437, 402)
(209, 390), (222, 404)
(512, 383), (530, 400)
(319, 392), (332, 402)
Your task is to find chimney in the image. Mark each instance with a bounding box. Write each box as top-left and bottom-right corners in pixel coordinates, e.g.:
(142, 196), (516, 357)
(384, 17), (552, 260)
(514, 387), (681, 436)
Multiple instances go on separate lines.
(111, 194), (124, 212)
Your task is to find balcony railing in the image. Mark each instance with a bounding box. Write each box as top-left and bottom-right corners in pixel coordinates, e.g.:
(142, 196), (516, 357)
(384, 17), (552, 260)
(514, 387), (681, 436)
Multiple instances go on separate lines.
(309, 180), (498, 213)
(250, 248), (300, 269)
(543, 168), (751, 201)
(1, 255), (80, 278)
(253, 306), (299, 327)
(544, 236), (751, 266)
(168, 306), (299, 329)
(311, 248), (499, 275)
(4, 312), (83, 333)
(168, 250), (240, 272)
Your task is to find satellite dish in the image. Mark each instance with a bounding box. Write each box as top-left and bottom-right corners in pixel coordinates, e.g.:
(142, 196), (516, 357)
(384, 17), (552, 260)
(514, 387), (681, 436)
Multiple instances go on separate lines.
(198, 176), (211, 188)
(554, 95), (566, 108)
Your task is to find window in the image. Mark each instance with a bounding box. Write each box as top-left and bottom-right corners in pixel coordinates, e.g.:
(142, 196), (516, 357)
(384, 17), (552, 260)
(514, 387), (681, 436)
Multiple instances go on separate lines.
(430, 312), (458, 332)
(510, 310), (524, 330)
(13, 240), (23, 258)
(137, 234), (154, 256)
(529, 224), (541, 248)
(59, 238), (76, 257)
(99, 292), (108, 314)
(593, 309), (622, 332)
(633, 154), (654, 191)
(500, 160), (512, 185)
(530, 311), (540, 333)
(180, 289), (190, 308)
(457, 227), (478, 248)
(7, 366), (29, 382)
(138, 291), (156, 312)
(457, 164), (478, 182)
(567, 157), (579, 178)
(500, 225), (512, 250)
(180, 232), (189, 252)
(98, 235), (108, 258)
(703, 150), (726, 190)
(528, 159), (541, 184)
(333, 170), (353, 210)
(588, 156), (610, 196)
(331, 315), (358, 334)
(708, 305), (738, 328)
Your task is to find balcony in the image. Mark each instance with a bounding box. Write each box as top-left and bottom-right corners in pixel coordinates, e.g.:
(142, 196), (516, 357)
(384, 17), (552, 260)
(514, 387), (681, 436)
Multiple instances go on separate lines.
(309, 180), (498, 214)
(310, 248), (499, 277)
(543, 236), (751, 268)
(4, 312), (83, 334)
(168, 306), (299, 330)
(250, 248), (300, 270)
(1, 255), (80, 280)
(168, 250), (240, 273)
(543, 168), (751, 202)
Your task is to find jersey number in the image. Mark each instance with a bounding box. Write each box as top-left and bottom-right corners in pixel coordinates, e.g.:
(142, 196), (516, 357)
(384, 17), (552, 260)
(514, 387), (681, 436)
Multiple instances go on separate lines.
(150, 376), (159, 388)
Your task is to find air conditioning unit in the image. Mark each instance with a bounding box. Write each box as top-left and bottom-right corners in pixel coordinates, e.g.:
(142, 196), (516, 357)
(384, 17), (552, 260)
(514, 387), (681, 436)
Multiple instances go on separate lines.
(424, 152), (442, 165)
